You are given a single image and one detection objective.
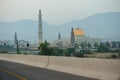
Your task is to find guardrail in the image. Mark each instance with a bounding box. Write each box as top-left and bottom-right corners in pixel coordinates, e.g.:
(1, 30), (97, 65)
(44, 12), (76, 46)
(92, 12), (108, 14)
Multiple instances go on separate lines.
(0, 54), (120, 80)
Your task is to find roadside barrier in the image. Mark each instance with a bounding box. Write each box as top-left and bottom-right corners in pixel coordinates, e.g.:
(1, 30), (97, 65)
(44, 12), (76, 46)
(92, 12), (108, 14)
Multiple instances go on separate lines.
(0, 54), (120, 80)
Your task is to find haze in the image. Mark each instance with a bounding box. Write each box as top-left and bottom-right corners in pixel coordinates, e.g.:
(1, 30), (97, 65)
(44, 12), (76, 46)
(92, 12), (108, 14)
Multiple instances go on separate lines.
(0, 0), (120, 25)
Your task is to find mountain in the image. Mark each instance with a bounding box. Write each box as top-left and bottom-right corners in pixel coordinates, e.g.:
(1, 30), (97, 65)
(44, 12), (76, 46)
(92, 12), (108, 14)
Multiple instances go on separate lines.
(0, 12), (120, 44)
(59, 12), (120, 41)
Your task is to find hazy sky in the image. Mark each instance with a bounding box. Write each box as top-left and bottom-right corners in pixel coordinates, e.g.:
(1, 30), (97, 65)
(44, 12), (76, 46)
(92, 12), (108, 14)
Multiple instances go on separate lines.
(0, 0), (120, 25)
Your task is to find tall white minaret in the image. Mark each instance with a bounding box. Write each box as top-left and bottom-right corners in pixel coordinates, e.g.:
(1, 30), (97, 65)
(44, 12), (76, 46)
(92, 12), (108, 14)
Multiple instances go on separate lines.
(38, 10), (43, 44)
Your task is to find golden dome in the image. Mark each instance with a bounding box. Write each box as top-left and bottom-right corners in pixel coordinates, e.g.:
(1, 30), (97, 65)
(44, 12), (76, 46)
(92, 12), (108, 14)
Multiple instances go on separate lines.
(74, 28), (85, 36)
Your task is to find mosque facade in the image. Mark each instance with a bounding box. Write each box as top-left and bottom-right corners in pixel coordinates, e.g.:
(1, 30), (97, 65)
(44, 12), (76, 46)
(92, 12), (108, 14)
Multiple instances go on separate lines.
(37, 10), (101, 49)
(51, 27), (101, 49)
(73, 28), (101, 48)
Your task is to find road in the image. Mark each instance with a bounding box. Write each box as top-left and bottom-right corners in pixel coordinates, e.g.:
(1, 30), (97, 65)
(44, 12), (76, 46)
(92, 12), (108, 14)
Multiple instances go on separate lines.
(0, 60), (98, 80)
(0, 68), (20, 80)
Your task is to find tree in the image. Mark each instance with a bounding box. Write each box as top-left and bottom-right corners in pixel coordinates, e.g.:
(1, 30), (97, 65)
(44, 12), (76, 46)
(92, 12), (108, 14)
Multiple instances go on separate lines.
(62, 49), (70, 56)
(97, 42), (109, 52)
(52, 47), (63, 56)
(87, 42), (92, 49)
(81, 42), (85, 49)
(72, 51), (84, 57)
(105, 41), (111, 48)
(94, 42), (99, 48)
(68, 48), (75, 54)
(38, 41), (50, 55)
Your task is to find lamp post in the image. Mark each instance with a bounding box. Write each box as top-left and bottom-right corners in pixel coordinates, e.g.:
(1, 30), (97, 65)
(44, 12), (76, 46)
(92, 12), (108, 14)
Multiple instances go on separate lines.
(14, 33), (29, 54)
(17, 40), (29, 54)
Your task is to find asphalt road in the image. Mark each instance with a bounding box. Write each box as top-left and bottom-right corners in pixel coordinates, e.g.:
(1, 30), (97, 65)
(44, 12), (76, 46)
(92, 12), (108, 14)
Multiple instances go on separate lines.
(0, 68), (20, 80)
(0, 60), (98, 80)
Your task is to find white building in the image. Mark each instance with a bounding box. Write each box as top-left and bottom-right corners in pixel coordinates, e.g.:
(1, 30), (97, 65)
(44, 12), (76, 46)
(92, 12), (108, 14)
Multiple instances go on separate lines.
(51, 27), (101, 49)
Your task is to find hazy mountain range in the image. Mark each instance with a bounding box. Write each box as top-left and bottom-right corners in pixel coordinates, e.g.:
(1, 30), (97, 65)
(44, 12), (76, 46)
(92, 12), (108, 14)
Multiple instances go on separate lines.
(0, 12), (120, 44)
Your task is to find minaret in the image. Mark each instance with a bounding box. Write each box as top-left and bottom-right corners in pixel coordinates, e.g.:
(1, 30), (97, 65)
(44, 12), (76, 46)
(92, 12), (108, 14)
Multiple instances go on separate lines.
(71, 27), (75, 48)
(38, 10), (43, 44)
(58, 32), (61, 40)
(57, 32), (62, 48)
(14, 32), (18, 48)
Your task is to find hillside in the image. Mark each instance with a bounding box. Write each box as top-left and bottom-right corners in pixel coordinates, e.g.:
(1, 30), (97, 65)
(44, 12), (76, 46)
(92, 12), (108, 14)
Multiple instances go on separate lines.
(0, 12), (120, 43)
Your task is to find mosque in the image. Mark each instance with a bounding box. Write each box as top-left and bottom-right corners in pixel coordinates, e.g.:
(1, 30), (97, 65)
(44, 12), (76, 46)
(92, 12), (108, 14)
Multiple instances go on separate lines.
(73, 28), (101, 48)
(37, 10), (101, 49)
(51, 27), (101, 49)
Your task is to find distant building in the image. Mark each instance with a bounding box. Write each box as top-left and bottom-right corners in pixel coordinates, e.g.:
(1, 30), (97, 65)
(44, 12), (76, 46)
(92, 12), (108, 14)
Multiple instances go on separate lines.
(74, 27), (101, 48)
(111, 42), (120, 48)
(56, 33), (62, 48)
(51, 38), (71, 49)
(51, 27), (101, 49)
(108, 41), (120, 50)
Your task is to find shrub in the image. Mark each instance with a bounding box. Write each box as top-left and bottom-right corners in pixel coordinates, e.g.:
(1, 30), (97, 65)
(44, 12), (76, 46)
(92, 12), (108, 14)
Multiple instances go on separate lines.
(0, 51), (8, 53)
(118, 50), (120, 57)
(72, 52), (84, 57)
(111, 54), (117, 59)
(85, 50), (93, 54)
(23, 53), (28, 55)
